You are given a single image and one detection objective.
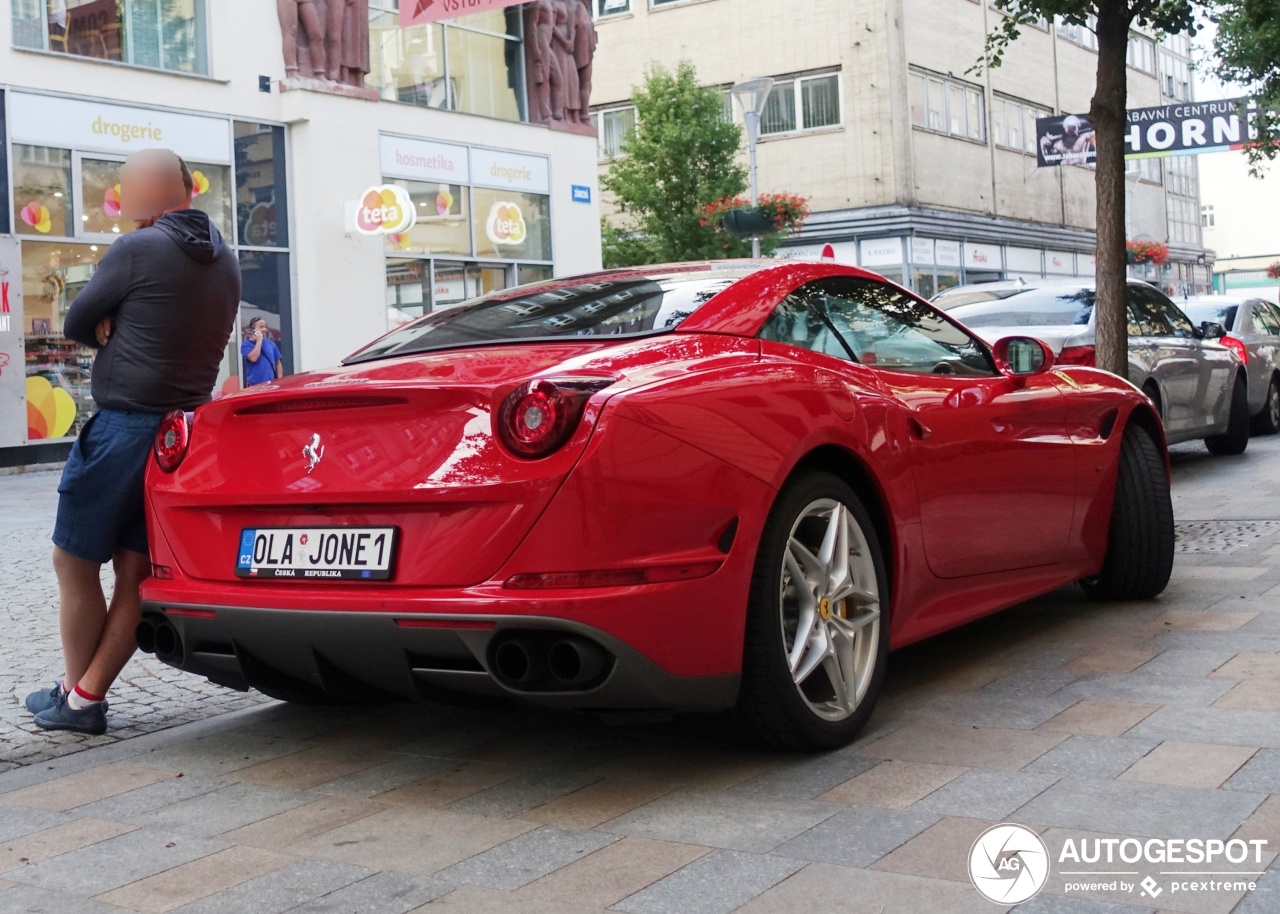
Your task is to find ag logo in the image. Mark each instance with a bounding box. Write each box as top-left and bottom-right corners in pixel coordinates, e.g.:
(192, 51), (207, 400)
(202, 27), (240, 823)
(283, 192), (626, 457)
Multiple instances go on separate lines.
(485, 200), (527, 247)
(355, 184), (416, 235)
(969, 823), (1049, 905)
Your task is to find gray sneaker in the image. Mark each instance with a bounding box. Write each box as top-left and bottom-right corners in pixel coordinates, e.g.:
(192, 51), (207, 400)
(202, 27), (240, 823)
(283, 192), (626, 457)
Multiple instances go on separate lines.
(24, 683), (64, 715)
(34, 689), (107, 736)
(25, 683), (107, 716)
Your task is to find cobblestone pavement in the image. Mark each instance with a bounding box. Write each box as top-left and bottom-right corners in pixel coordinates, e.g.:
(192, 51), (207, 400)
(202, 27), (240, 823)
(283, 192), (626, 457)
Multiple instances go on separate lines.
(0, 470), (267, 772)
(1, 436), (1279, 913)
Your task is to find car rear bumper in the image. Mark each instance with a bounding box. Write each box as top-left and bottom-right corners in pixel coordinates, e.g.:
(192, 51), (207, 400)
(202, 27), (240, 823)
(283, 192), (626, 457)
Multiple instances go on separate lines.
(138, 602), (740, 714)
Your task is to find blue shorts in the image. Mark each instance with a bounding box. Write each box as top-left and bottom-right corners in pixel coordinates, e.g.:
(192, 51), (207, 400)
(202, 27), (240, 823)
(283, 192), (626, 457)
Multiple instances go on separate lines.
(53, 409), (164, 564)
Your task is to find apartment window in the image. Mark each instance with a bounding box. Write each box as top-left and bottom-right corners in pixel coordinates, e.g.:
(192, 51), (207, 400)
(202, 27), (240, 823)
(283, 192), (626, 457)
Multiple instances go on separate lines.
(1167, 154), (1197, 197)
(1056, 16), (1098, 52)
(987, 2), (1048, 30)
(595, 0), (631, 14)
(594, 106), (636, 159)
(1126, 156), (1163, 184)
(1201, 205), (1215, 228)
(1168, 195), (1199, 245)
(910, 71), (986, 142)
(1127, 34), (1155, 75)
(1159, 50), (1191, 101)
(760, 73), (841, 136)
(993, 96), (1050, 154)
(12, 0), (209, 74)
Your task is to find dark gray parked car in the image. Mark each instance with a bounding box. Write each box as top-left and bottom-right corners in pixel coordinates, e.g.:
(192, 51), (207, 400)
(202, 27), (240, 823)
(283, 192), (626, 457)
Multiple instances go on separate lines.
(933, 279), (1249, 454)
(1181, 295), (1280, 435)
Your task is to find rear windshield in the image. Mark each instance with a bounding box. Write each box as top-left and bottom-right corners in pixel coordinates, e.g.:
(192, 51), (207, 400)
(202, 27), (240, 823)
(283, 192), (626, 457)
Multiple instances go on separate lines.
(946, 287), (1096, 329)
(346, 270), (750, 363)
(1181, 303), (1238, 331)
(932, 287), (1029, 310)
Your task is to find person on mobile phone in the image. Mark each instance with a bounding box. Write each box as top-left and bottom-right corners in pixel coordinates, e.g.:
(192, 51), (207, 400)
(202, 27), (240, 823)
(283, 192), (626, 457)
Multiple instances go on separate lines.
(241, 317), (284, 387)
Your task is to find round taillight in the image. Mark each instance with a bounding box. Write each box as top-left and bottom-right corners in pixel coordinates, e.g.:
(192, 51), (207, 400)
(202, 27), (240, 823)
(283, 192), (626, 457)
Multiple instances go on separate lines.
(498, 377), (615, 459)
(501, 381), (565, 458)
(153, 410), (190, 473)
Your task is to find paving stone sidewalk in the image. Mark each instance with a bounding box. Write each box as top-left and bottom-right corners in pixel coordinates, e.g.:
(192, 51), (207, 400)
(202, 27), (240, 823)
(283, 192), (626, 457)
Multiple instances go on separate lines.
(1, 437), (1279, 913)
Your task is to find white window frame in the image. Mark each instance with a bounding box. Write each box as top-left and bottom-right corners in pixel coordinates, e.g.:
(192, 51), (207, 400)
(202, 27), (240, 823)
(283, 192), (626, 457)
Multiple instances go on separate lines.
(758, 71), (843, 137)
(910, 70), (987, 143)
(992, 95), (1051, 155)
(1127, 34), (1156, 75)
(593, 0), (631, 16)
(592, 105), (637, 160)
(1201, 205), (1215, 228)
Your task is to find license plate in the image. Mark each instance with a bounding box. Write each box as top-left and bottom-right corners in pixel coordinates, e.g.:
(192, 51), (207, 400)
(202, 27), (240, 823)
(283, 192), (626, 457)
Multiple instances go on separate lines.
(236, 527), (397, 580)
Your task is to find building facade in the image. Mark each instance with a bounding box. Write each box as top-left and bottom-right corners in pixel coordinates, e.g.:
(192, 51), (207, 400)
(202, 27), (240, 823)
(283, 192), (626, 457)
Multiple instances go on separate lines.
(588, 0), (1212, 297)
(1200, 152), (1280, 303)
(1, 1), (603, 465)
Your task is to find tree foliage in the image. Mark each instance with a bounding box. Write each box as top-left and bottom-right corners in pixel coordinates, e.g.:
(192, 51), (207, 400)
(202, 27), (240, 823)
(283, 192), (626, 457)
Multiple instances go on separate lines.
(1213, 0), (1280, 171)
(600, 60), (754, 267)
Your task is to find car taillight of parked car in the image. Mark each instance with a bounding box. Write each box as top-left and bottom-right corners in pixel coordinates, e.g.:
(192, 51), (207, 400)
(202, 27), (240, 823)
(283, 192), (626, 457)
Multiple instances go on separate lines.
(1221, 335), (1249, 365)
(153, 410), (191, 472)
(498, 377), (615, 459)
(1056, 345), (1097, 367)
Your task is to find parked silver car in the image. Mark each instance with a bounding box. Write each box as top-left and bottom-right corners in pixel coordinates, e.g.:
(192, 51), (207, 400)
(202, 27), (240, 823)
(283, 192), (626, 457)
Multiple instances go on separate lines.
(933, 279), (1249, 453)
(1180, 295), (1280, 435)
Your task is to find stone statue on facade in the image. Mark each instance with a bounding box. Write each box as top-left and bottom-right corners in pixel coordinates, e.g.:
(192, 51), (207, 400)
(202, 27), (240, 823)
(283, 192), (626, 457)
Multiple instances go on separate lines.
(524, 0), (597, 131)
(278, 0), (371, 94)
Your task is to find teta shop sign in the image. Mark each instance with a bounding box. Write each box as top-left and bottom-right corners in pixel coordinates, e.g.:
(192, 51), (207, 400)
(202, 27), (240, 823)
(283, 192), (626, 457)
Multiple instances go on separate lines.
(354, 185), (416, 236)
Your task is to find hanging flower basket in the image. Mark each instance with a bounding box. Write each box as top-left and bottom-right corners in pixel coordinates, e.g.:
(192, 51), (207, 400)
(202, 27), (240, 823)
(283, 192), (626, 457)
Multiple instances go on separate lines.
(1266, 261), (1280, 281)
(702, 193), (810, 239)
(1126, 239), (1170, 266)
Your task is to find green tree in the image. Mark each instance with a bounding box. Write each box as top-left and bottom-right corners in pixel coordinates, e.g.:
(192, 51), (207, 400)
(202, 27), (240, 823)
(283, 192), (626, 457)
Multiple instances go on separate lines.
(980, 2), (1198, 377)
(601, 60), (751, 267)
(1213, 0), (1280, 173)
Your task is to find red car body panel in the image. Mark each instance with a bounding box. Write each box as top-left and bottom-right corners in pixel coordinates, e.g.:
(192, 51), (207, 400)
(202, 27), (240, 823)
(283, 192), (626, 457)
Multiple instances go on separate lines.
(140, 261), (1162, 710)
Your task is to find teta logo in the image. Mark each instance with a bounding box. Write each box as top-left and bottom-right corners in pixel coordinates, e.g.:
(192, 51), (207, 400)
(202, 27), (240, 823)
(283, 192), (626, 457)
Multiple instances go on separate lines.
(969, 823), (1050, 905)
(485, 201), (527, 246)
(355, 184), (416, 236)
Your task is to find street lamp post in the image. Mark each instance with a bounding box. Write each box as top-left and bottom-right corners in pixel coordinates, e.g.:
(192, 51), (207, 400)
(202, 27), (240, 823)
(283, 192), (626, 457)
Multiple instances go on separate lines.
(732, 77), (774, 259)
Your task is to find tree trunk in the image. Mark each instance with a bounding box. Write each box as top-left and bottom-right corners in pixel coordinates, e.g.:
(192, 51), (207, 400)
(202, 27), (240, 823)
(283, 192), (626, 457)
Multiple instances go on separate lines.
(1090, 3), (1134, 378)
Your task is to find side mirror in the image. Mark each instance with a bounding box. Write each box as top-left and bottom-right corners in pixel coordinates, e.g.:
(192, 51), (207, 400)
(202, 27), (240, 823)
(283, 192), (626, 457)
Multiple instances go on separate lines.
(992, 336), (1054, 381)
(1198, 321), (1226, 340)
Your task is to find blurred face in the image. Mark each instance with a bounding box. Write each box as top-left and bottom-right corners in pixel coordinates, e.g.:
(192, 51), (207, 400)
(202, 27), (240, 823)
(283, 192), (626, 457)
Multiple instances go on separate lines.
(119, 149), (188, 223)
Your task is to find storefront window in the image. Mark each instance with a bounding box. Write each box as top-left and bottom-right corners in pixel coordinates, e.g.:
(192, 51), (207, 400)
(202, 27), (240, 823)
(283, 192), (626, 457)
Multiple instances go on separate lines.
(21, 241), (103, 440)
(387, 258), (429, 327)
(80, 157), (135, 237)
(13, 146), (73, 238)
(234, 122), (288, 248)
(472, 188), (551, 262)
(238, 250), (294, 382)
(367, 4), (525, 121)
(912, 270), (937, 300)
(187, 162), (232, 240)
(384, 182), (471, 256)
(12, 0), (208, 75)
(518, 264), (553, 286)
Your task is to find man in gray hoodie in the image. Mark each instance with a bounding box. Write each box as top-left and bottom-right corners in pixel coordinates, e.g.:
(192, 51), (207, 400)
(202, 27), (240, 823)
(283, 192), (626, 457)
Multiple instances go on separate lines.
(25, 149), (240, 735)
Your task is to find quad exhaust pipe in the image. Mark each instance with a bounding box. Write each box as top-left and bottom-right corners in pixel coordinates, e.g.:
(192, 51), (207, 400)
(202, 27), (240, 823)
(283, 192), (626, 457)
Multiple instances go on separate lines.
(489, 633), (611, 691)
(136, 616), (184, 665)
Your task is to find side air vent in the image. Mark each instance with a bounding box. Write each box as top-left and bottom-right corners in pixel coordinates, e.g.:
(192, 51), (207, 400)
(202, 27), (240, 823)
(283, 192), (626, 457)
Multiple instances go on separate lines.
(1099, 409), (1119, 440)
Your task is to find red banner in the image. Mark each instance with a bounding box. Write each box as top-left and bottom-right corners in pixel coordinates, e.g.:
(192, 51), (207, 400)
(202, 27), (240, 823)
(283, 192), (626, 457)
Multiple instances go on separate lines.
(400, 0), (526, 27)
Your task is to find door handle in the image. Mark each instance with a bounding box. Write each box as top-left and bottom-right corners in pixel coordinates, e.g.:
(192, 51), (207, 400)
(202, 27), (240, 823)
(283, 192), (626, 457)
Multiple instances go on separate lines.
(908, 416), (931, 440)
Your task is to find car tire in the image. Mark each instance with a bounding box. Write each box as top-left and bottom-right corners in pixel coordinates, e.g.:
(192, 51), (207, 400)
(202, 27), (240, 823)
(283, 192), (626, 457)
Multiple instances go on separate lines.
(1250, 374), (1280, 436)
(1081, 423), (1174, 601)
(1205, 374), (1250, 455)
(734, 471), (890, 751)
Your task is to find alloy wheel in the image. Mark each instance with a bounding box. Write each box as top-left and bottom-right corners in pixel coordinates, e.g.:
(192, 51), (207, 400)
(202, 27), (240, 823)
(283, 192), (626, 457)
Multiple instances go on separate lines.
(1269, 382), (1279, 430)
(778, 499), (881, 722)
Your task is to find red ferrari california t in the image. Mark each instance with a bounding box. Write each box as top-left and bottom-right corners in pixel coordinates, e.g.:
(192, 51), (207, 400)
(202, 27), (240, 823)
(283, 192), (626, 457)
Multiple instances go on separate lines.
(139, 261), (1174, 749)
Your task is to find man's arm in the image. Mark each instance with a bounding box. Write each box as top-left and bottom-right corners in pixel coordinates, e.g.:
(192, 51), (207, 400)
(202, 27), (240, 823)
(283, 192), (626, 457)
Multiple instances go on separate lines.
(241, 335), (265, 363)
(275, 358), (284, 379)
(63, 241), (133, 348)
